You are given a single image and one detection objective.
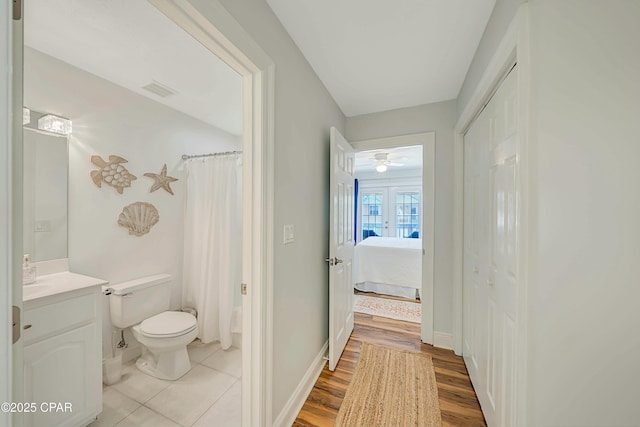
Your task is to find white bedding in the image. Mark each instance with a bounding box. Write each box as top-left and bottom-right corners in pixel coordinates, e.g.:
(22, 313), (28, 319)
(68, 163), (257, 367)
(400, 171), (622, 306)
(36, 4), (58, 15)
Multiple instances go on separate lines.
(353, 237), (422, 297)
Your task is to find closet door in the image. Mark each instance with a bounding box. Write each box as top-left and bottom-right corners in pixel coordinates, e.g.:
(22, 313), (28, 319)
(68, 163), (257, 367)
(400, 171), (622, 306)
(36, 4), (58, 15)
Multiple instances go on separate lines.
(463, 106), (489, 401)
(463, 65), (519, 427)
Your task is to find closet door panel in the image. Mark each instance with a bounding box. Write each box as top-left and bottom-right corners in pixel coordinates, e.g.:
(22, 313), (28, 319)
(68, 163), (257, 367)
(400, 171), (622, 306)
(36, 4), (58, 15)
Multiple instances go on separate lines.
(463, 65), (520, 427)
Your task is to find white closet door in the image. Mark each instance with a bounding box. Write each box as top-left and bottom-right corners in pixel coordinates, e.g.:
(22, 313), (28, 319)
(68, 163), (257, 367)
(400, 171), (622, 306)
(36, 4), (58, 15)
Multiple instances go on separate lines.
(463, 66), (519, 427)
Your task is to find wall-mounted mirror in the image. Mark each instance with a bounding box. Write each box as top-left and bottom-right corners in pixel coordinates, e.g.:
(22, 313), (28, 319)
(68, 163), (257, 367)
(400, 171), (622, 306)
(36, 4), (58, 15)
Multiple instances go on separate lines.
(23, 120), (69, 262)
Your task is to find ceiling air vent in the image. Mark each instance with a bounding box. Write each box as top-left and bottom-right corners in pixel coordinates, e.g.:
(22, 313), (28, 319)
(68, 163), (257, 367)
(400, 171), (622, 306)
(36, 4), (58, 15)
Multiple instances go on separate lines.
(141, 81), (177, 98)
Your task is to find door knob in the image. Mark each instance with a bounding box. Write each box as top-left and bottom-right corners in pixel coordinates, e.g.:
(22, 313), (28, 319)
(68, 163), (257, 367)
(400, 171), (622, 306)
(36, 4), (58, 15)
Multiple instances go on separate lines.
(325, 257), (343, 266)
(334, 258), (343, 264)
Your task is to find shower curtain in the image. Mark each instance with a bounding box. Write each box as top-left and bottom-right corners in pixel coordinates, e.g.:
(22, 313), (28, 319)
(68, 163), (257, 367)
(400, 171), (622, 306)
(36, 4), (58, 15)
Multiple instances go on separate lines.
(182, 154), (242, 349)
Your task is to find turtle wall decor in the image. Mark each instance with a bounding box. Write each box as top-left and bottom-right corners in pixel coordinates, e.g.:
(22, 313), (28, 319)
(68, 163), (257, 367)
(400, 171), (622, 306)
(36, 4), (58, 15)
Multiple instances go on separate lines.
(90, 155), (137, 194)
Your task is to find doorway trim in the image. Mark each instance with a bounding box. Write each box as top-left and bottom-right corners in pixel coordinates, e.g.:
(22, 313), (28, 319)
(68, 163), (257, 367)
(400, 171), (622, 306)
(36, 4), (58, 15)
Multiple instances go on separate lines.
(351, 132), (435, 344)
(1, 2), (17, 425)
(452, 3), (530, 421)
(148, 1), (275, 426)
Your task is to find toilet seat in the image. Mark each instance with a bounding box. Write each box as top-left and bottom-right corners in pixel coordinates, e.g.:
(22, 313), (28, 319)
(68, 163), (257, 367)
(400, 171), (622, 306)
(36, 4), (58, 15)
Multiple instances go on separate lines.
(140, 311), (197, 338)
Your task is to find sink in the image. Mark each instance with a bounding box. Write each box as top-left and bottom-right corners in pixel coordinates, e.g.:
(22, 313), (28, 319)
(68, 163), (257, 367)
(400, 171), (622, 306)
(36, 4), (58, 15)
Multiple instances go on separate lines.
(23, 284), (53, 299)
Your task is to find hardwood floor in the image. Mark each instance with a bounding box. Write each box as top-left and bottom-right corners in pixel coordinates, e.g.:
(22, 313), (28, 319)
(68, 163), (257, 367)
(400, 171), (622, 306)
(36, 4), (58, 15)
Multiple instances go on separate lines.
(293, 309), (487, 427)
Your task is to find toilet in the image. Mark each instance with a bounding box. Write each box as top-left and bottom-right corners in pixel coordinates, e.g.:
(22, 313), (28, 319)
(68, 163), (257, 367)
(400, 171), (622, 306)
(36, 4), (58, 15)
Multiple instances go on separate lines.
(108, 274), (198, 380)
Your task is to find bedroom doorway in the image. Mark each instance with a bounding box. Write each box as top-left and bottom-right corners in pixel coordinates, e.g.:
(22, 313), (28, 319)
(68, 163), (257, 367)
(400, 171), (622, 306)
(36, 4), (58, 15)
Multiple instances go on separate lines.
(350, 132), (435, 345)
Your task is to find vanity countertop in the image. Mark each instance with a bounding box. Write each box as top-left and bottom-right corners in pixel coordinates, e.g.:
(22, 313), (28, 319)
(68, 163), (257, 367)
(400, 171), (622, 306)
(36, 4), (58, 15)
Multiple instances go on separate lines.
(23, 271), (108, 303)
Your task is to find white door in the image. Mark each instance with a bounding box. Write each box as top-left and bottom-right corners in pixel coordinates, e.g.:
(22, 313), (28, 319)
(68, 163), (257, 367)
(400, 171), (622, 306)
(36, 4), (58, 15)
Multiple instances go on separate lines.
(328, 127), (355, 371)
(463, 112), (488, 394)
(463, 66), (519, 427)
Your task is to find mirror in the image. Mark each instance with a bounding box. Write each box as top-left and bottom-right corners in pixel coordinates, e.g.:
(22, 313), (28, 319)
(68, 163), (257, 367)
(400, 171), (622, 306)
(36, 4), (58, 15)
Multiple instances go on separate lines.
(23, 127), (68, 262)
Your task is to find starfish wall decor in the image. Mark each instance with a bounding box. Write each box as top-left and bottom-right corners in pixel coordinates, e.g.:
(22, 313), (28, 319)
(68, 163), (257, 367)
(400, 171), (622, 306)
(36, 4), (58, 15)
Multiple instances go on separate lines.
(144, 164), (178, 195)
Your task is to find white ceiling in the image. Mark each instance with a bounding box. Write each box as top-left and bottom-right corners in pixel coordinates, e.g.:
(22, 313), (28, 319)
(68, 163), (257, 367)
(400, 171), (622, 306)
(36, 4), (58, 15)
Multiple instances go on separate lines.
(355, 145), (422, 174)
(267, 0), (496, 117)
(24, 0), (243, 136)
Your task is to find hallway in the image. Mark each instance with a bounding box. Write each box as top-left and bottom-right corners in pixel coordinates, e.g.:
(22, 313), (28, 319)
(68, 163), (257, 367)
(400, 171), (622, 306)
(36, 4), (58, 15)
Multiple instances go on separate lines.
(294, 302), (486, 426)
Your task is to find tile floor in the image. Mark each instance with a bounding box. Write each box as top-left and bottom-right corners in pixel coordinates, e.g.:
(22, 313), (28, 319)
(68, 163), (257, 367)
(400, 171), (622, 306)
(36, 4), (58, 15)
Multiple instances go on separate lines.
(89, 341), (242, 427)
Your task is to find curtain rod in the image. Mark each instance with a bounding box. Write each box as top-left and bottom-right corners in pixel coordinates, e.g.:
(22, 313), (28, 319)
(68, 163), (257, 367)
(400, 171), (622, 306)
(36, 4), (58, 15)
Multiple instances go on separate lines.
(181, 150), (243, 160)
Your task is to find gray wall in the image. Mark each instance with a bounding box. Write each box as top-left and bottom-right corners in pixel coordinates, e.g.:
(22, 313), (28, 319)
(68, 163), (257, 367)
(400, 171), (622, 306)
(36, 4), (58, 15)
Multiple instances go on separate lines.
(201, 0), (347, 419)
(346, 100), (456, 335)
(528, 1), (640, 425)
(457, 0), (525, 115)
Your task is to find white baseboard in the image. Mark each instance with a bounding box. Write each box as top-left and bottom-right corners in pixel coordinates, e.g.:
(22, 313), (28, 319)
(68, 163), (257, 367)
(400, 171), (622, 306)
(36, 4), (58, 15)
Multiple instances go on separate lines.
(433, 332), (454, 350)
(273, 341), (328, 427)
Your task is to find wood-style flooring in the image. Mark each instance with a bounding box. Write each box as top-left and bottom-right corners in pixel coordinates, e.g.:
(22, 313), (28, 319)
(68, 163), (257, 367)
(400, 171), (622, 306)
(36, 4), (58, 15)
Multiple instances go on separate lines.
(293, 294), (487, 427)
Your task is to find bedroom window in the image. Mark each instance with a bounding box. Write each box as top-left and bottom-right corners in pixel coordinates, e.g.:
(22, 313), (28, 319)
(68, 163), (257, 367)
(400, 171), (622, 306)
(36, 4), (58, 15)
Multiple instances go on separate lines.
(358, 187), (421, 240)
(361, 192), (383, 238)
(396, 192), (420, 238)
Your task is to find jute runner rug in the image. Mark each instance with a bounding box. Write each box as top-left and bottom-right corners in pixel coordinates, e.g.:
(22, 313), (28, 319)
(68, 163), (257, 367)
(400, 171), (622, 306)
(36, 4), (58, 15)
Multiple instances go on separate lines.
(334, 342), (442, 427)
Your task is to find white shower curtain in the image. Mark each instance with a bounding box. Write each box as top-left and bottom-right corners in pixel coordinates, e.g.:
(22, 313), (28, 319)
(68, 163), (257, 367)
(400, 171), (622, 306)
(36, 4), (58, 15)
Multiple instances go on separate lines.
(182, 154), (242, 349)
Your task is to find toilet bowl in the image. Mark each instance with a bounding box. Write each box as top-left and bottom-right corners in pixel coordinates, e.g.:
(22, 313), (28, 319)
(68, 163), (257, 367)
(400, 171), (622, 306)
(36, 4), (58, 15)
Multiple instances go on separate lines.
(107, 274), (199, 381)
(131, 311), (199, 380)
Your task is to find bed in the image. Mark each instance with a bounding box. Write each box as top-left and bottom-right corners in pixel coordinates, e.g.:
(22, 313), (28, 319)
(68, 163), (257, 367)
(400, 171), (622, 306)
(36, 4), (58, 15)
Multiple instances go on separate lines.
(353, 236), (422, 299)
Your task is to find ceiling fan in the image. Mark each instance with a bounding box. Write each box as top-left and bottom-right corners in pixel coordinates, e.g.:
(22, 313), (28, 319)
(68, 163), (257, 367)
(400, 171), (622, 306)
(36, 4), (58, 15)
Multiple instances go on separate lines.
(372, 152), (404, 173)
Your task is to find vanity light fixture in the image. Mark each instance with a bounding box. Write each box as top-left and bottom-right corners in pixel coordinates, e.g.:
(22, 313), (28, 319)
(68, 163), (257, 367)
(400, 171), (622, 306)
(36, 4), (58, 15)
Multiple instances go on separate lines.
(376, 164), (388, 173)
(38, 114), (72, 135)
(23, 107), (30, 125)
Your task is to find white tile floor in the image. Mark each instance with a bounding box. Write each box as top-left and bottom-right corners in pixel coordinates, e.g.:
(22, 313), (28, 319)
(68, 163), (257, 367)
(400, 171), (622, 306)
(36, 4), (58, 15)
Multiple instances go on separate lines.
(89, 341), (241, 427)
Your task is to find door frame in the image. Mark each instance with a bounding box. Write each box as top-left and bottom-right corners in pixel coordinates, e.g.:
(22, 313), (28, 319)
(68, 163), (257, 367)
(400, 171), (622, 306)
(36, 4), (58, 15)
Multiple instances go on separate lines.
(148, 2), (276, 426)
(1, 2), (19, 426)
(351, 132), (435, 344)
(452, 3), (530, 422)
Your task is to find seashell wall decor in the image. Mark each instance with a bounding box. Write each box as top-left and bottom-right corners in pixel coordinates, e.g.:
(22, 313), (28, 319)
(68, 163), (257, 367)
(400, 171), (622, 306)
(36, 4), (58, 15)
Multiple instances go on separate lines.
(144, 164), (178, 195)
(91, 155), (137, 194)
(117, 202), (159, 236)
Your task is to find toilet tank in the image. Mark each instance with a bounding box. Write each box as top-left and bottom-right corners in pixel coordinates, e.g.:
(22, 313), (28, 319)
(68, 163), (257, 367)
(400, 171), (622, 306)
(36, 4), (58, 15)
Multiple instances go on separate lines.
(108, 274), (172, 329)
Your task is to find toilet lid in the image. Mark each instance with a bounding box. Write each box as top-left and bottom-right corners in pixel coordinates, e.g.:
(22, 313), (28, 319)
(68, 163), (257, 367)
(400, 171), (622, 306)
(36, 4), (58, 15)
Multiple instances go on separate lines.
(140, 311), (197, 338)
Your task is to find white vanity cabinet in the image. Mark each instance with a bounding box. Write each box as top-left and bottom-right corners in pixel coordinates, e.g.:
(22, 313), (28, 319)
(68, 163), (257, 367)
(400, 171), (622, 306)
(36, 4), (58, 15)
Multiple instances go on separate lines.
(22, 277), (104, 427)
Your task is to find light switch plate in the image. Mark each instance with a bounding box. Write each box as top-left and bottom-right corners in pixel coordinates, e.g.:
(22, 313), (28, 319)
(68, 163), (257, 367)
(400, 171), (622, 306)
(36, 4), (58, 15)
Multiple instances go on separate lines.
(283, 224), (294, 244)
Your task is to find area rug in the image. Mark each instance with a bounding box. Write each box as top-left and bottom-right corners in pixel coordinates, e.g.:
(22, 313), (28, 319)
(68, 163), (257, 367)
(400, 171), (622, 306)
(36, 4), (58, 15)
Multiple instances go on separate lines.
(334, 342), (442, 427)
(354, 294), (421, 323)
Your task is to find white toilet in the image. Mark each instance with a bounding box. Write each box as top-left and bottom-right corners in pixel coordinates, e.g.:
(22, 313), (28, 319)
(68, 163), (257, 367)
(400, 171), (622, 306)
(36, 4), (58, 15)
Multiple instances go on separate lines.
(108, 274), (198, 380)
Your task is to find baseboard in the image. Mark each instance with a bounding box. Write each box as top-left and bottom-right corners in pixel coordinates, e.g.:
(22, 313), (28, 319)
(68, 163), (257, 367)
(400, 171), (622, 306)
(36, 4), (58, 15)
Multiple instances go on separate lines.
(433, 332), (454, 350)
(273, 341), (328, 427)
